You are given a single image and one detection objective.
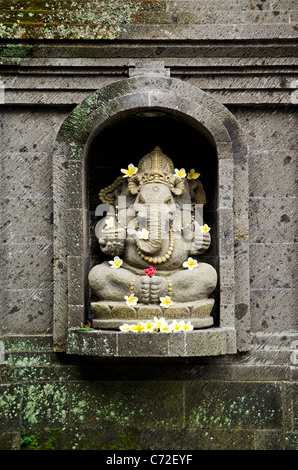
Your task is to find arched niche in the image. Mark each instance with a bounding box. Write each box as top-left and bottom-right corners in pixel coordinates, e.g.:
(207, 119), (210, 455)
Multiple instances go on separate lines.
(52, 76), (250, 356)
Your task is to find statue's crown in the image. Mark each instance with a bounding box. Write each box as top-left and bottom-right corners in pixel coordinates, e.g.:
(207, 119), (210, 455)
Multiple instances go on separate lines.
(137, 146), (174, 185)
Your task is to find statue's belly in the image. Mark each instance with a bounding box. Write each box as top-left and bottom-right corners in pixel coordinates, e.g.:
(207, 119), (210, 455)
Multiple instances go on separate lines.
(122, 239), (190, 272)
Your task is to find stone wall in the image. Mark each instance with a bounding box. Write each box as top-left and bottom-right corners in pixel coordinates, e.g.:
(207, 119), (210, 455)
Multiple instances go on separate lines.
(0, 0), (297, 451)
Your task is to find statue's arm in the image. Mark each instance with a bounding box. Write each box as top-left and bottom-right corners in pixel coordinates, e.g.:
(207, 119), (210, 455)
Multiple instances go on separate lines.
(97, 219), (126, 257)
(189, 222), (211, 255)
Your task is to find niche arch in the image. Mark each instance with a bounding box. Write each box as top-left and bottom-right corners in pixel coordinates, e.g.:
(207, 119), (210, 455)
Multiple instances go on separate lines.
(52, 76), (250, 356)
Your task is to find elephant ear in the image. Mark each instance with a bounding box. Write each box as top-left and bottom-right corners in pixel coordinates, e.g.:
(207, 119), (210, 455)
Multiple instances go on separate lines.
(169, 175), (185, 196)
(127, 174), (143, 195)
(188, 179), (207, 206)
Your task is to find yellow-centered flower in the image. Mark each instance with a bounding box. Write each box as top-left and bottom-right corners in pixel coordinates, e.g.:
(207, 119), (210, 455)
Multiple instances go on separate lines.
(201, 224), (211, 233)
(130, 322), (145, 333)
(183, 321), (194, 331)
(124, 293), (138, 306)
(175, 168), (186, 178)
(143, 320), (156, 332)
(187, 168), (200, 180)
(105, 216), (114, 228)
(153, 317), (167, 329)
(171, 320), (184, 332)
(160, 296), (173, 308)
(182, 257), (198, 270)
(138, 227), (149, 239)
(121, 164), (138, 178)
(109, 256), (123, 269)
(160, 324), (172, 333)
(119, 323), (131, 332)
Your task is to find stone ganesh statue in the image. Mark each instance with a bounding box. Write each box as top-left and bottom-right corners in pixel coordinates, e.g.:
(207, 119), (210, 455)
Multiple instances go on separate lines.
(89, 146), (217, 329)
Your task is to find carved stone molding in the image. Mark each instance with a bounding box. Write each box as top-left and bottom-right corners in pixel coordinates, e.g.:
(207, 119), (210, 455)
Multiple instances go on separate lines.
(52, 75), (250, 356)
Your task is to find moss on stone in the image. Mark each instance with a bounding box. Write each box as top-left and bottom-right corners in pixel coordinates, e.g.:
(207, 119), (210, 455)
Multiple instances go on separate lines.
(0, 43), (33, 63)
(20, 427), (65, 450)
(0, 0), (161, 40)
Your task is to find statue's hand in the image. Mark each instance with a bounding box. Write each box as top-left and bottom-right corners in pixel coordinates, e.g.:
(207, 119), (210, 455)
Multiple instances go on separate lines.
(191, 223), (211, 254)
(98, 227), (126, 256)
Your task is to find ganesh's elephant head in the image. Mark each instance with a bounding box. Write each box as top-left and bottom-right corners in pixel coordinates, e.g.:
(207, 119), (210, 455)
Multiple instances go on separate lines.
(98, 147), (206, 254)
(129, 178), (182, 254)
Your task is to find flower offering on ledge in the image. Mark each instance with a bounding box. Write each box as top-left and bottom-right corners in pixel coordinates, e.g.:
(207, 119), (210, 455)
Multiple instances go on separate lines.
(118, 317), (194, 333)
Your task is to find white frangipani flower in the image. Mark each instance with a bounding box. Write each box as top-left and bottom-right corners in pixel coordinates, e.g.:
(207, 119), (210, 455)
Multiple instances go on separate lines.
(121, 164), (138, 178)
(138, 227), (149, 239)
(108, 256), (123, 269)
(174, 168), (186, 178)
(182, 257), (198, 270)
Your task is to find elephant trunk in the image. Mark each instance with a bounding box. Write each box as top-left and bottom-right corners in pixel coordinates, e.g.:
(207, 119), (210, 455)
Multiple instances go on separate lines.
(136, 208), (163, 255)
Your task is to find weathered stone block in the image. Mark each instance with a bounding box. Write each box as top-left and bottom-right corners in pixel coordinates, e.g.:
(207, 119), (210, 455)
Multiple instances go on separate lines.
(218, 159), (234, 209)
(1, 198), (53, 244)
(1, 151), (52, 201)
(250, 288), (297, 333)
(250, 150), (297, 198)
(1, 242), (53, 290)
(185, 381), (283, 430)
(250, 244), (297, 289)
(68, 380), (184, 430)
(67, 256), (85, 306)
(0, 384), (22, 431)
(21, 383), (69, 433)
(117, 331), (169, 357)
(0, 110), (62, 153)
(249, 197), (297, 244)
(1, 287), (53, 334)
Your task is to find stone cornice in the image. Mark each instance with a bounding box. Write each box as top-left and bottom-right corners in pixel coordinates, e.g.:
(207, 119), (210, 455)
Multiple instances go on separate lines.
(0, 40), (297, 106)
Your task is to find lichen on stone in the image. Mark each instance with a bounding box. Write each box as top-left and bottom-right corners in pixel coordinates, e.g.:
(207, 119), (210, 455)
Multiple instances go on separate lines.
(0, 0), (152, 40)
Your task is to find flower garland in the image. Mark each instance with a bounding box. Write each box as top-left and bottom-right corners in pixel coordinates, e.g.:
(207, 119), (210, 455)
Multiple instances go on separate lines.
(120, 317), (194, 333)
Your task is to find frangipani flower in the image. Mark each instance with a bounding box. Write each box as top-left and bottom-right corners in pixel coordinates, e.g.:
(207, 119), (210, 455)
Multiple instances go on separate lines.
(171, 320), (184, 332)
(182, 321), (194, 331)
(138, 227), (149, 239)
(130, 322), (145, 333)
(143, 320), (157, 333)
(153, 317), (168, 329)
(160, 296), (173, 308)
(121, 164), (138, 178)
(105, 216), (114, 228)
(124, 293), (138, 306)
(201, 224), (211, 233)
(182, 257), (198, 270)
(160, 324), (173, 333)
(187, 168), (200, 180)
(119, 323), (131, 332)
(108, 256), (123, 269)
(175, 168), (186, 178)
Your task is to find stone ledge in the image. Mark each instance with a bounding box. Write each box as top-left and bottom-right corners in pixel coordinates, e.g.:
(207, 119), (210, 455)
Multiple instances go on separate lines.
(67, 327), (237, 357)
